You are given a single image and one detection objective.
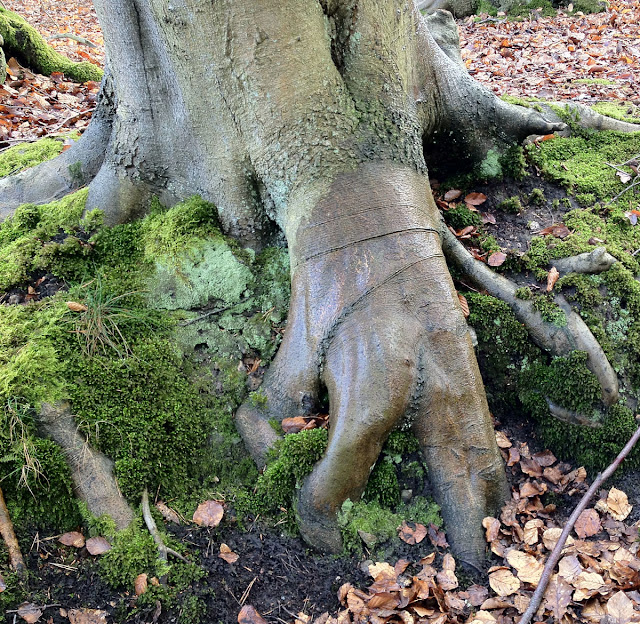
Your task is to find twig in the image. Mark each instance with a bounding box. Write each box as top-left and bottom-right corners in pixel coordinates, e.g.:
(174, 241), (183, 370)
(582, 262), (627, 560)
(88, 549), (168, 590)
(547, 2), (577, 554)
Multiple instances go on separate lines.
(46, 33), (99, 49)
(141, 488), (188, 576)
(179, 299), (248, 326)
(0, 484), (26, 577)
(518, 417), (640, 624)
(605, 176), (640, 206)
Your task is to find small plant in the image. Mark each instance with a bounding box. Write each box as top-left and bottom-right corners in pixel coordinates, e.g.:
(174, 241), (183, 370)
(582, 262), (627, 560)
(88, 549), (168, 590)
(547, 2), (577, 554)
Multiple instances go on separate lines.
(67, 278), (147, 358)
(528, 188), (546, 206)
(499, 196), (523, 214)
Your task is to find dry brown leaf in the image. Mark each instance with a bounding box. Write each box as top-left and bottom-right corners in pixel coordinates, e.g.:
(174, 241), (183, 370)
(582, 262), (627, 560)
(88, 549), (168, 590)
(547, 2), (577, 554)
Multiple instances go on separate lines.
(398, 521), (427, 545)
(156, 501), (181, 524)
(367, 592), (400, 609)
(543, 575), (573, 621)
(465, 584), (489, 607)
(281, 417), (310, 434)
(606, 487), (632, 521)
(507, 446), (520, 466)
(238, 605), (268, 624)
(574, 571), (606, 592)
(495, 431), (512, 448)
(482, 517), (501, 543)
(193, 500), (224, 527)
(427, 523), (448, 549)
(582, 597), (607, 623)
(574, 508), (601, 539)
(444, 189), (462, 202)
(543, 527), (575, 551)
(489, 568), (520, 596)
(17, 603), (43, 624)
(533, 450), (557, 466)
(467, 611), (497, 623)
(219, 543), (239, 564)
(394, 559), (411, 576)
(67, 609), (108, 624)
(488, 251), (507, 267)
(85, 536), (111, 556)
(506, 550), (544, 586)
(436, 568), (458, 591)
(523, 519), (544, 545)
(558, 555), (583, 582)
(465, 192), (488, 206)
(546, 267), (560, 292)
(458, 292), (470, 318)
(606, 590), (636, 624)
(66, 301), (88, 312)
(368, 562), (395, 579)
(59, 531), (85, 548)
(134, 573), (148, 596)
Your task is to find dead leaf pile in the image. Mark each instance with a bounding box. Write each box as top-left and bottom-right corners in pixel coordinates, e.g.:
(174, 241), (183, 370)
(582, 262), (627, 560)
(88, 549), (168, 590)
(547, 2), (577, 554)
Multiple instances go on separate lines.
(459, 0), (640, 104)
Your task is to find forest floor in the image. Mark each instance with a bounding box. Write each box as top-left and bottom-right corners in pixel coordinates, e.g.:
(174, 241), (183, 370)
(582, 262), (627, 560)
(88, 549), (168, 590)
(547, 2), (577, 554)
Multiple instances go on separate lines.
(1, 2), (640, 624)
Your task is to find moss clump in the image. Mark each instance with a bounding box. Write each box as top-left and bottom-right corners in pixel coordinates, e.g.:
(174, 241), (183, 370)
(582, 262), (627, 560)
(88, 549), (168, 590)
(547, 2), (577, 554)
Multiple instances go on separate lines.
(444, 204), (481, 230)
(0, 8), (102, 83)
(251, 429), (328, 516)
(528, 188), (546, 206)
(507, 0), (555, 18)
(499, 196), (523, 214)
(338, 497), (441, 555)
(569, 0), (607, 14)
(499, 145), (527, 181)
(365, 460), (400, 508)
(555, 273), (604, 308)
(0, 137), (66, 178)
(515, 287), (533, 300)
(526, 130), (640, 201)
(532, 295), (567, 327)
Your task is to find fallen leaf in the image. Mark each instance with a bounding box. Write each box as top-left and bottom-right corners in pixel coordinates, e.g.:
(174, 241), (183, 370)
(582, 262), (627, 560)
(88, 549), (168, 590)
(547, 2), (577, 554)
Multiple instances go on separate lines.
(368, 562), (395, 579)
(134, 573), (148, 596)
(193, 500), (224, 527)
(238, 605), (268, 624)
(281, 417), (310, 434)
(523, 519), (544, 545)
(465, 584), (489, 607)
(488, 251), (507, 267)
(558, 555), (583, 582)
(606, 487), (632, 521)
(59, 531), (85, 548)
(156, 501), (181, 524)
(458, 292), (470, 318)
(66, 301), (88, 312)
(489, 568), (520, 596)
(617, 170), (632, 184)
(17, 603), (43, 623)
(219, 543), (239, 564)
(495, 431), (512, 448)
(574, 508), (601, 539)
(368, 592), (400, 609)
(444, 189), (462, 201)
(606, 590), (635, 624)
(543, 527), (574, 551)
(482, 517), (501, 542)
(543, 575), (573, 621)
(506, 550), (544, 586)
(467, 611), (497, 623)
(398, 521), (427, 545)
(85, 537), (111, 556)
(427, 523), (448, 548)
(465, 192), (488, 206)
(68, 609), (108, 624)
(546, 267), (560, 292)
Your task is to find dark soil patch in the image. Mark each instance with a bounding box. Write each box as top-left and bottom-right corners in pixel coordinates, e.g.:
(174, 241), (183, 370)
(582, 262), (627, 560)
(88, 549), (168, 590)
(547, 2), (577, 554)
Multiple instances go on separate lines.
(0, 271), (67, 305)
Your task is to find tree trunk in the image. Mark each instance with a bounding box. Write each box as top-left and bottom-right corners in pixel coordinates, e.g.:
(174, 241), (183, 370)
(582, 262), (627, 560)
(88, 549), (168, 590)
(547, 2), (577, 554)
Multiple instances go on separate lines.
(0, 0), (583, 568)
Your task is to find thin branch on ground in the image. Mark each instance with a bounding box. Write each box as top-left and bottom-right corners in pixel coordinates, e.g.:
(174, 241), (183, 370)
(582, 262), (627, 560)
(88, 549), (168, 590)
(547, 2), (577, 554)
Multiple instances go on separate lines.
(141, 487), (188, 584)
(605, 176), (640, 206)
(46, 33), (99, 48)
(0, 484), (26, 577)
(518, 417), (640, 624)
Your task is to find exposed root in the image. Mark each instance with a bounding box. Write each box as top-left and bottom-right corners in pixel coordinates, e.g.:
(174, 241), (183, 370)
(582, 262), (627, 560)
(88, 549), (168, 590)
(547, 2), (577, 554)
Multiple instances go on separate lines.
(550, 247), (617, 276)
(533, 102), (640, 135)
(141, 488), (187, 585)
(0, 483), (26, 577)
(38, 402), (134, 531)
(441, 227), (619, 411)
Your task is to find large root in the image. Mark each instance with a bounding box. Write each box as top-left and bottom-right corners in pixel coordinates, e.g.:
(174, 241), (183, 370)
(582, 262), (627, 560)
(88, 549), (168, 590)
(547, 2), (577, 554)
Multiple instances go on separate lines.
(38, 402), (134, 530)
(441, 227), (619, 419)
(237, 162), (508, 569)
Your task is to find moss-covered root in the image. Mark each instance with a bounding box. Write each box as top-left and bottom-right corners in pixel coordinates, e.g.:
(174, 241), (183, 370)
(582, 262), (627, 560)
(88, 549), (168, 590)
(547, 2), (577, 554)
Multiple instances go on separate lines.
(38, 402), (134, 530)
(551, 247), (617, 277)
(0, 8), (102, 83)
(441, 227), (619, 414)
(536, 102), (640, 135)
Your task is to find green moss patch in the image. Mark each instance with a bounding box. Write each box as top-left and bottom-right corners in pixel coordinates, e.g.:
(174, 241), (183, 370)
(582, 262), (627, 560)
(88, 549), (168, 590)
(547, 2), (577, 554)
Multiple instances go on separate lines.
(591, 102), (640, 124)
(0, 137), (66, 178)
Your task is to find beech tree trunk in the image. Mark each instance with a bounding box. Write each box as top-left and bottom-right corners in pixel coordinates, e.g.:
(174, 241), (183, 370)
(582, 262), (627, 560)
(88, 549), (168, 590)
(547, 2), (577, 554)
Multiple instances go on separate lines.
(0, 0), (577, 568)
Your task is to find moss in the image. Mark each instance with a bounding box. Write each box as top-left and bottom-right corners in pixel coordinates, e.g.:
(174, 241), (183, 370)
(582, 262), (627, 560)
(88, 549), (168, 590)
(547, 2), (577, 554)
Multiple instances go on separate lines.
(480, 234), (502, 255)
(499, 196), (523, 214)
(476, 0), (498, 15)
(0, 8), (102, 82)
(532, 296), (567, 327)
(507, 0), (555, 17)
(364, 461), (400, 508)
(574, 78), (617, 86)
(569, 0), (607, 14)
(555, 273), (604, 308)
(338, 497), (441, 555)
(499, 144), (527, 181)
(528, 188), (546, 206)
(444, 204), (481, 230)
(0, 137), (65, 178)
(575, 192), (596, 206)
(591, 102), (640, 124)
(99, 520), (167, 588)
(526, 131), (640, 201)
(515, 287), (533, 300)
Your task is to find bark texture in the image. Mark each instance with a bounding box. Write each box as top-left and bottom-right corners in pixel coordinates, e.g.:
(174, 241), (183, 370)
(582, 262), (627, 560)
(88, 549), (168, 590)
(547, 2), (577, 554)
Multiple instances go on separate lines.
(0, 0), (614, 567)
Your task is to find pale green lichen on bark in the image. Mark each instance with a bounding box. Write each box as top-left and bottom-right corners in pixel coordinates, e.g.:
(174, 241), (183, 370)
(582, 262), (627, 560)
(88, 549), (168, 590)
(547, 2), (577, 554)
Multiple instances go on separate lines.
(0, 7), (102, 83)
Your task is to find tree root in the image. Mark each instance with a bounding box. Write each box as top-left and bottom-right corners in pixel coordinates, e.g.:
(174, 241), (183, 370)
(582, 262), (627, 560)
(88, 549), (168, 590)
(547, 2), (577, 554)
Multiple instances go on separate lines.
(441, 227), (619, 412)
(0, 483), (26, 577)
(532, 102), (640, 135)
(550, 247), (617, 276)
(141, 488), (187, 585)
(518, 417), (640, 624)
(38, 402), (134, 531)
